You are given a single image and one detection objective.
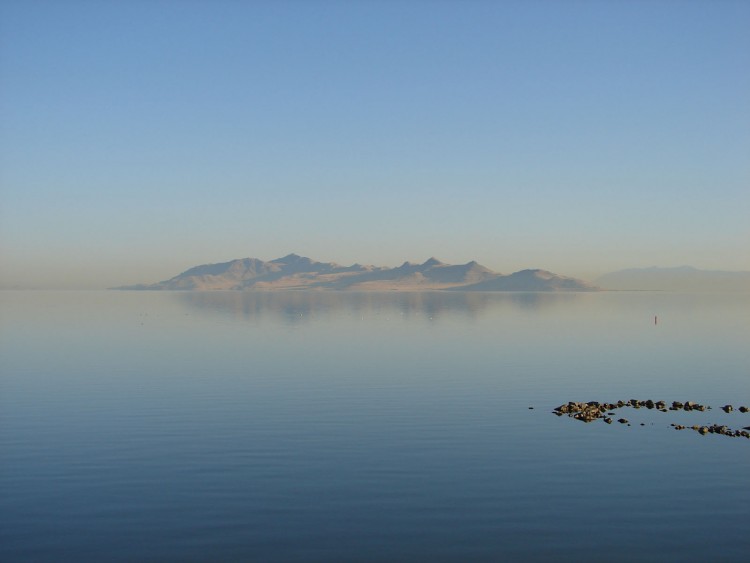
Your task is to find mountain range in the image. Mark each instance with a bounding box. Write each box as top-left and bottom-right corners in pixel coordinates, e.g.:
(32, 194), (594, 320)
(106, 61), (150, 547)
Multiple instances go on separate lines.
(116, 254), (599, 292)
(596, 266), (750, 292)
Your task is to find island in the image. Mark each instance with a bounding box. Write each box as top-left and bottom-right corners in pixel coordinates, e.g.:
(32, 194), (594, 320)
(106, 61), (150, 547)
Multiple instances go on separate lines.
(114, 254), (599, 292)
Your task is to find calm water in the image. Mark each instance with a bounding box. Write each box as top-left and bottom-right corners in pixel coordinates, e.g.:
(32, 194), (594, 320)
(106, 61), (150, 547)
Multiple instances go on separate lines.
(1, 290), (748, 562)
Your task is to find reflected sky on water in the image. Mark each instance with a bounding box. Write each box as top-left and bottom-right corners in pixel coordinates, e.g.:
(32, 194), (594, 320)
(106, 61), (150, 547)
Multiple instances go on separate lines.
(1, 290), (748, 561)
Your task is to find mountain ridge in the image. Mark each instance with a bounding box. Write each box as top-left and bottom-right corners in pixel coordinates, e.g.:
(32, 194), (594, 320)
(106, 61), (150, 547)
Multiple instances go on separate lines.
(597, 266), (750, 292)
(115, 255), (598, 292)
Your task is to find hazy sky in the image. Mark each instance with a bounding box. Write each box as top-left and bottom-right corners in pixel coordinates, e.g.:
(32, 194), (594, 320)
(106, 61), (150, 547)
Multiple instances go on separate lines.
(1, 0), (748, 288)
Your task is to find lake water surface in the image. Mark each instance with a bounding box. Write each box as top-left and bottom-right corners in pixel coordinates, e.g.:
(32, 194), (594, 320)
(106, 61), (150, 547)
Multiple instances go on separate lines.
(1, 290), (748, 561)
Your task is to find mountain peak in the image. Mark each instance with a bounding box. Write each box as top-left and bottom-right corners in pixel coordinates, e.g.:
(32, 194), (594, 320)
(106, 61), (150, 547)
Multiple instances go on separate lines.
(274, 253), (304, 262)
(422, 257), (444, 267)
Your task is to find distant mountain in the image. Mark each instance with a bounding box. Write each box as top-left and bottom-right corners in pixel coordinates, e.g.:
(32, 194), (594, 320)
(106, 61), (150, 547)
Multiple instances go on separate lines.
(597, 266), (750, 292)
(115, 254), (598, 292)
(124, 254), (366, 291)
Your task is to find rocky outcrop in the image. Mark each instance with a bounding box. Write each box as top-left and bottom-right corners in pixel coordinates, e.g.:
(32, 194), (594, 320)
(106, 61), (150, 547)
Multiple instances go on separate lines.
(553, 400), (749, 439)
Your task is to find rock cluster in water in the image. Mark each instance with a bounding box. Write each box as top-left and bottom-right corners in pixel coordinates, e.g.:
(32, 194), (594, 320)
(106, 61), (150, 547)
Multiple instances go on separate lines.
(553, 400), (750, 439)
(670, 423), (749, 438)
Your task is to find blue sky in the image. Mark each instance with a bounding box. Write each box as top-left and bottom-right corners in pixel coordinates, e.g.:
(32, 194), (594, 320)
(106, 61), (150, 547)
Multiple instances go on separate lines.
(1, 0), (748, 288)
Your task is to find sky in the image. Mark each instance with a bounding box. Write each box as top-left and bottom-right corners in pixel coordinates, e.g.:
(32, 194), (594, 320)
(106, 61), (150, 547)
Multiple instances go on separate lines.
(1, 0), (748, 289)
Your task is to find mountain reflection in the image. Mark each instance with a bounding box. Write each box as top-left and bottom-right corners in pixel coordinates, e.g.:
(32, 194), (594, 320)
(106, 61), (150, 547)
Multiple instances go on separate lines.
(179, 291), (578, 324)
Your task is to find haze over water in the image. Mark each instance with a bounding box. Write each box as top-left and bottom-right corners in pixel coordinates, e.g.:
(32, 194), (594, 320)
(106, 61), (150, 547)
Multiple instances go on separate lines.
(1, 290), (748, 561)
(1, 1), (748, 289)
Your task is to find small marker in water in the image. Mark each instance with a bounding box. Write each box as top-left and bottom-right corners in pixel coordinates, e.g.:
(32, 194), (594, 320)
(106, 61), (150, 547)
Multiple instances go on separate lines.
(654, 315), (658, 325)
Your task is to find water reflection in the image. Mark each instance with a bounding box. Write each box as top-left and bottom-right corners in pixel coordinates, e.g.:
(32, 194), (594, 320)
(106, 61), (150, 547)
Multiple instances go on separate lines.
(178, 290), (580, 324)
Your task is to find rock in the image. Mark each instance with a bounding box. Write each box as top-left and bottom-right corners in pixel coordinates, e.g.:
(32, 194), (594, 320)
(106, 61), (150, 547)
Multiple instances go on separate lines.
(699, 426), (709, 435)
(721, 405), (733, 413)
(618, 418), (628, 424)
(739, 406), (748, 413)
